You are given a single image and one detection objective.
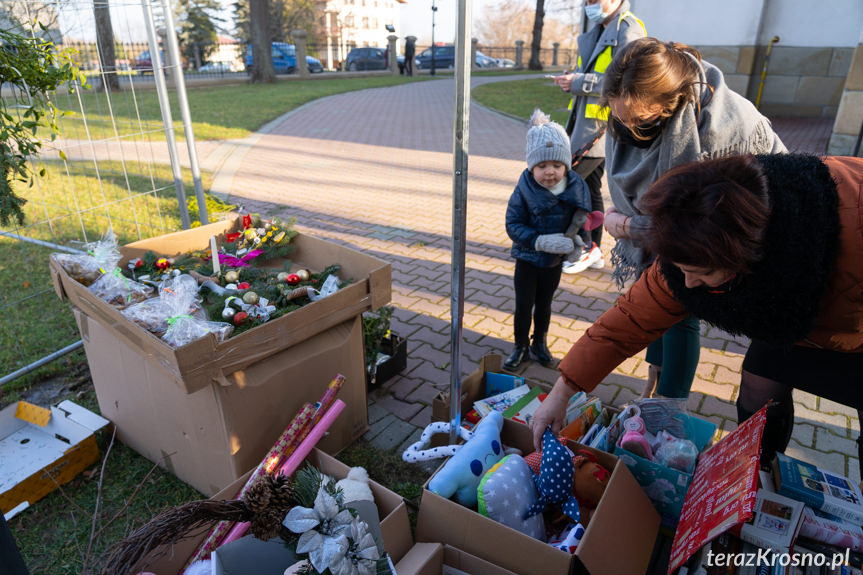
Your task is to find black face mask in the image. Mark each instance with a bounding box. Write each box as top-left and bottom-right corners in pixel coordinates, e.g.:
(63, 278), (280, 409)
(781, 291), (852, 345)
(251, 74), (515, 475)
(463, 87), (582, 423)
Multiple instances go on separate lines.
(612, 118), (662, 149)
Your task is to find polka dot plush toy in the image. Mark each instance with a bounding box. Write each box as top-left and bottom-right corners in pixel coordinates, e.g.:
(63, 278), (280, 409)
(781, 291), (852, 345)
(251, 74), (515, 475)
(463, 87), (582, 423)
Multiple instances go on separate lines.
(523, 427), (580, 523)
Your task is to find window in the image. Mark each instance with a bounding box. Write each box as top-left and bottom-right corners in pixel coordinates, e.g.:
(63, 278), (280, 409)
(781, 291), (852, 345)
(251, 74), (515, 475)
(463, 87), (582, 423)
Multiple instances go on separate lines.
(362, 17), (369, 29)
(372, 18), (378, 28)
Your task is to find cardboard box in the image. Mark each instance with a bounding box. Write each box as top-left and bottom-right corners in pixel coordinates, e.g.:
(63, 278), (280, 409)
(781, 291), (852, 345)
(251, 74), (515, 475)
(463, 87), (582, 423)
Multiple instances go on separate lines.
(74, 308), (370, 496)
(431, 354), (551, 424)
(135, 448), (413, 575)
(395, 542), (519, 575)
(614, 414), (717, 529)
(0, 401), (109, 516)
(416, 418), (660, 575)
(48, 216), (391, 395)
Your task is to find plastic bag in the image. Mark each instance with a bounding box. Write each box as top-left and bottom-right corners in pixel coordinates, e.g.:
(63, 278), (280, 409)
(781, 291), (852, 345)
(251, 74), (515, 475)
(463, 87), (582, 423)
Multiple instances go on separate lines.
(629, 397), (696, 443)
(85, 230), (154, 309)
(653, 429), (698, 474)
(53, 230), (122, 287)
(122, 275), (206, 335)
(158, 274), (233, 347)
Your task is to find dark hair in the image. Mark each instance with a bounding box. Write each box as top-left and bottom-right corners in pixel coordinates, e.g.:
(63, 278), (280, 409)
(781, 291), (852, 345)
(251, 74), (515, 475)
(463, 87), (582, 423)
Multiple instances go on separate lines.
(638, 155), (771, 274)
(601, 38), (710, 139)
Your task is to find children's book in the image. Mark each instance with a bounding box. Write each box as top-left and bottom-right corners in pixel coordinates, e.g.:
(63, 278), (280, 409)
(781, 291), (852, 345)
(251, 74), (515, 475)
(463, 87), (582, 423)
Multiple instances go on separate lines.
(484, 372), (525, 397)
(799, 506), (863, 552)
(560, 397), (601, 441)
(564, 391), (587, 422)
(773, 453), (863, 526)
(473, 385), (530, 418)
(733, 488), (805, 553)
(506, 389), (545, 425)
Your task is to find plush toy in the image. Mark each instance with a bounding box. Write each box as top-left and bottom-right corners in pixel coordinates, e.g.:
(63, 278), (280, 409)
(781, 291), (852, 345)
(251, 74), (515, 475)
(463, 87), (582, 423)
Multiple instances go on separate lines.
(571, 450), (611, 526)
(524, 427), (580, 523)
(402, 421), (473, 463)
(335, 467), (374, 504)
(426, 411), (505, 507)
(477, 454), (545, 541)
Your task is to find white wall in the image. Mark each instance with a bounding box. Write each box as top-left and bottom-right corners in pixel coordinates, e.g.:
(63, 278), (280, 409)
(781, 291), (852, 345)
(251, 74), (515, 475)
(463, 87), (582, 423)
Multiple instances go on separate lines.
(630, 0), (863, 47)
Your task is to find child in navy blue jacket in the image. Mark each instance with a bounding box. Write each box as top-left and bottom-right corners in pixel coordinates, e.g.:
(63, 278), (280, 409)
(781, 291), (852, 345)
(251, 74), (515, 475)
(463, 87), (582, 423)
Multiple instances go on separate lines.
(504, 110), (602, 371)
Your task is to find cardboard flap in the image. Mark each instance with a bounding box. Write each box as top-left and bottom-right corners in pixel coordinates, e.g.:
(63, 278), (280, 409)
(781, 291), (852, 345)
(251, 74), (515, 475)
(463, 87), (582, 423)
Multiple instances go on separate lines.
(56, 400), (110, 432)
(15, 402), (51, 427)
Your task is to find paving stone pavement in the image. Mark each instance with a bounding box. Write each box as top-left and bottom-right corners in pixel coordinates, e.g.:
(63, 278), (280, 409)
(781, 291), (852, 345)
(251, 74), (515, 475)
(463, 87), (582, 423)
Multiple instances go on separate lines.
(210, 76), (858, 482)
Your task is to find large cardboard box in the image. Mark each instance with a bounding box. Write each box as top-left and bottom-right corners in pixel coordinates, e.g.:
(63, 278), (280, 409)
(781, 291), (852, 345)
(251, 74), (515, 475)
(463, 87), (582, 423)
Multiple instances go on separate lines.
(48, 217), (391, 395)
(135, 448), (413, 575)
(74, 308), (369, 496)
(416, 418), (660, 575)
(395, 542), (519, 575)
(0, 401), (109, 516)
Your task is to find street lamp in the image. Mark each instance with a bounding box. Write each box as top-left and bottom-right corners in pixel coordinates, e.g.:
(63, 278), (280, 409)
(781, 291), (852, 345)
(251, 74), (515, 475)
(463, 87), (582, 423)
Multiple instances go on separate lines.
(430, 0), (438, 75)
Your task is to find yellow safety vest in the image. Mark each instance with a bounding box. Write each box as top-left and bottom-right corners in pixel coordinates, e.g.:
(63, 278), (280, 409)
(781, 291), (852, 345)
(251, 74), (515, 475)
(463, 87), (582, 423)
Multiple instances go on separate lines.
(570, 11), (646, 121)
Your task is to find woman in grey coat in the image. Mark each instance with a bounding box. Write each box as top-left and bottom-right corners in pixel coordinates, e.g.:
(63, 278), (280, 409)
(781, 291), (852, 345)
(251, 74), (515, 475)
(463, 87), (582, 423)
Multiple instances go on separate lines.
(600, 38), (786, 399)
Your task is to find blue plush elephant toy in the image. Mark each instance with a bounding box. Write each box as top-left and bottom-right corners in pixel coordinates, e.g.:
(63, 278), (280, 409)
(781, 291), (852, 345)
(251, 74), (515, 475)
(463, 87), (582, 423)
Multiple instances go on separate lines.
(427, 411), (505, 507)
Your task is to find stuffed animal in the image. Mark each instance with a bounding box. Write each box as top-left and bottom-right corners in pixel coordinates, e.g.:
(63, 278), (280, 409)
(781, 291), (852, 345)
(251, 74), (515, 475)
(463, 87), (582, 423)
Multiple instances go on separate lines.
(524, 427), (580, 523)
(426, 411), (505, 507)
(336, 467), (375, 504)
(571, 450), (611, 526)
(477, 454), (546, 541)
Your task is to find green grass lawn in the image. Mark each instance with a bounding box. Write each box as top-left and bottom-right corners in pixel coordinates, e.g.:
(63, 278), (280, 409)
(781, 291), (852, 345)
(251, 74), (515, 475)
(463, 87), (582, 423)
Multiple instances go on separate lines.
(472, 76), (573, 125)
(56, 75), (428, 141)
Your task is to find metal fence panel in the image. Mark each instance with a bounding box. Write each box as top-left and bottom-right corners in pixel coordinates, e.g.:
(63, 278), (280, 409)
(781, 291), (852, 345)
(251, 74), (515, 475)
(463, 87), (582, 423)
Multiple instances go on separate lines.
(0, 0), (198, 385)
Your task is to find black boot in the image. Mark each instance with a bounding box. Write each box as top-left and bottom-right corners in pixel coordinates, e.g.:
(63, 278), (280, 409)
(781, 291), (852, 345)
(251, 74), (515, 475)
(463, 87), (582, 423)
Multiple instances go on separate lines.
(504, 345), (530, 371)
(530, 333), (554, 367)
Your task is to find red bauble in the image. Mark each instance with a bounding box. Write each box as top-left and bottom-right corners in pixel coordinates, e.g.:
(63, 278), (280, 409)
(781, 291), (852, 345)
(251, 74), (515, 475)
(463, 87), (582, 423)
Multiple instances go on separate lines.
(286, 274), (300, 285)
(237, 282), (251, 290)
(156, 258), (170, 269)
(233, 312), (248, 325)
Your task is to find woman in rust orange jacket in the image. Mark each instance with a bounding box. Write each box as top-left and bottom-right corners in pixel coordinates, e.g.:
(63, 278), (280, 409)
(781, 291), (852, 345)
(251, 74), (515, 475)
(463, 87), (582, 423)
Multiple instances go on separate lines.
(530, 153), (863, 472)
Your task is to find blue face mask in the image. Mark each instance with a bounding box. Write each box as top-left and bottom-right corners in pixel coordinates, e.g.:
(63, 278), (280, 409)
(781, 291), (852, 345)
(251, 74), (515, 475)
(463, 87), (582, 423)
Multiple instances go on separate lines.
(584, 3), (606, 24)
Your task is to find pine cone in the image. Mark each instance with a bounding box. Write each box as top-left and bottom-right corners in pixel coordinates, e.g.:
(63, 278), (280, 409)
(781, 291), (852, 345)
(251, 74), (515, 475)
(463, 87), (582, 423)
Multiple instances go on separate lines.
(243, 474), (294, 541)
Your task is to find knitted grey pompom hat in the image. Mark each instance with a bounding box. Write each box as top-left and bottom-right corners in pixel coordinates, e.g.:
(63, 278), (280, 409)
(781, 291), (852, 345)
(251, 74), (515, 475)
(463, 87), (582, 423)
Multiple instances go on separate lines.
(525, 108), (571, 170)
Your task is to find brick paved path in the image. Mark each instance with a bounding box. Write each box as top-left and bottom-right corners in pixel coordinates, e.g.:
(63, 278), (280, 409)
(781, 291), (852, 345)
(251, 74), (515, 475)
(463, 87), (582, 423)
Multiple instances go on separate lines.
(217, 76), (859, 482)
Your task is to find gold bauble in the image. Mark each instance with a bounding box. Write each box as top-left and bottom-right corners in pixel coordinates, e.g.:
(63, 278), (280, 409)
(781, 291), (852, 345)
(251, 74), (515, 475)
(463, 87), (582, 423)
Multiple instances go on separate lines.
(225, 270), (239, 283)
(296, 269), (311, 282)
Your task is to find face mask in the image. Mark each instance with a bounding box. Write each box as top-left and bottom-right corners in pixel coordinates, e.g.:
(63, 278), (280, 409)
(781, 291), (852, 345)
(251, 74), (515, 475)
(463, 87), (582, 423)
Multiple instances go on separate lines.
(612, 118), (663, 149)
(584, 3), (606, 24)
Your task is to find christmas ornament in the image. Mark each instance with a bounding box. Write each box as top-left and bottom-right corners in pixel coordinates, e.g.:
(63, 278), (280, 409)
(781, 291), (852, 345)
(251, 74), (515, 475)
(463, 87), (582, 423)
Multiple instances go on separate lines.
(242, 291), (260, 305)
(287, 274), (300, 285)
(237, 282), (251, 290)
(221, 307), (236, 320)
(296, 269), (311, 282)
(277, 272), (290, 282)
(156, 258), (171, 270)
(224, 270), (239, 283)
(233, 312), (248, 325)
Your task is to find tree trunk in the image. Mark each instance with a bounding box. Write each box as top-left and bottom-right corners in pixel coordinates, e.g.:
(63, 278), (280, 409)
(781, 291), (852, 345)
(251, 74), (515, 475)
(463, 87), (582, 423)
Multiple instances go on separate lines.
(528, 0), (545, 70)
(249, 0), (275, 83)
(94, 0), (120, 91)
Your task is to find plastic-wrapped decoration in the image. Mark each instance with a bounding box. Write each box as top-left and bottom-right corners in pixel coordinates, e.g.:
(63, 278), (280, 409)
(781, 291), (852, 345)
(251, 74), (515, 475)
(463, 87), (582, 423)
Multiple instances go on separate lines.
(160, 274), (233, 347)
(122, 275), (207, 335)
(53, 229), (122, 287)
(85, 230), (153, 309)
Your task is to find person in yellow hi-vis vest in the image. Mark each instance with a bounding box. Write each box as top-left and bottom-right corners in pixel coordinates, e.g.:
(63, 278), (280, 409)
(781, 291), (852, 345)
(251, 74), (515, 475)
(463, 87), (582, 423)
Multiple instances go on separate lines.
(552, 0), (645, 275)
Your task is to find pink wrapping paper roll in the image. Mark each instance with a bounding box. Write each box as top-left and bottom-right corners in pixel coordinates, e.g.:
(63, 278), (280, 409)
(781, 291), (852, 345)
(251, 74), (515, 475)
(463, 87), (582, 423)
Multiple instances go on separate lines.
(185, 403), (316, 567)
(218, 399), (347, 547)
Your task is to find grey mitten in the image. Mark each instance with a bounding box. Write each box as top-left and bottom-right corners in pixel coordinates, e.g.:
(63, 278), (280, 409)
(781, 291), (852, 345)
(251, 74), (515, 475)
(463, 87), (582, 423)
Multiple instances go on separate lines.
(535, 234), (575, 254)
(567, 236), (586, 261)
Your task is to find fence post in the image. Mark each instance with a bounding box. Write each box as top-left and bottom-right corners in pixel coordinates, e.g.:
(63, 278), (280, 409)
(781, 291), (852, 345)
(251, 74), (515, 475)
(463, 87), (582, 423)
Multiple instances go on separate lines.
(471, 38), (478, 70)
(515, 40), (524, 68)
(292, 30), (310, 77)
(553, 42), (560, 67)
(387, 34), (399, 74)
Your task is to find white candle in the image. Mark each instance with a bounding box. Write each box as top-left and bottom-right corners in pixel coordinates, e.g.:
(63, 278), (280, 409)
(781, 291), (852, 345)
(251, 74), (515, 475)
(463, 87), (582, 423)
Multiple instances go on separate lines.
(210, 236), (220, 275)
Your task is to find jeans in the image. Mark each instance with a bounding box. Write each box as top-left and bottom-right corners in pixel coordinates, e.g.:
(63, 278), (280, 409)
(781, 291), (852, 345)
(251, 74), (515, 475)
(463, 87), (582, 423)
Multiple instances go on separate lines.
(644, 315), (701, 398)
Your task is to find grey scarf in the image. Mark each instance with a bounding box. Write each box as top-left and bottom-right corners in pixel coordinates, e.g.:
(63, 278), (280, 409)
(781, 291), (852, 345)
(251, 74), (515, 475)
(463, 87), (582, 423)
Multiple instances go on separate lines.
(605, 60), (786, 288)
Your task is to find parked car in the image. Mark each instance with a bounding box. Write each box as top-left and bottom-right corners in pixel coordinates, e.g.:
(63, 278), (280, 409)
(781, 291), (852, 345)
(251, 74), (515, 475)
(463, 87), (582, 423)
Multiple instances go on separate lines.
(415, 45), (498, 70)
(134, 50), (164, 74)
(496, 57), (516, 68)
(345, 46), (387, 71)
(475, 50), (498, 68)
(199, 61), (239, 73)
(246, 42), (324, 74)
